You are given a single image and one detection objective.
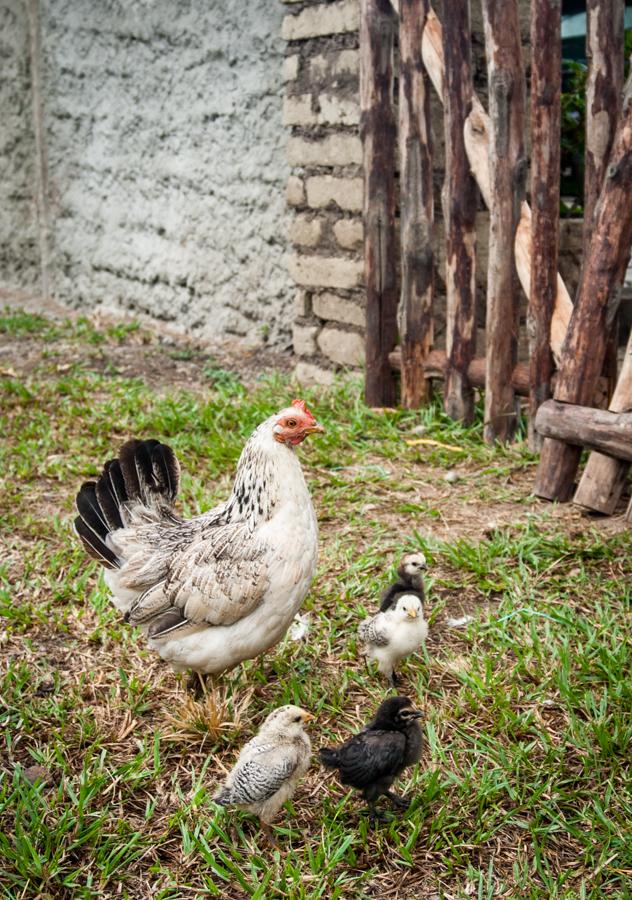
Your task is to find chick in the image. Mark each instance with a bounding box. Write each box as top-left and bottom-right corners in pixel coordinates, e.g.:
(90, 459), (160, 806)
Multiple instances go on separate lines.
(358, 592), (428, 686)
(213, 705), (313, 843)
(319, 696), (423, 819)
(379, 552), (428, 612)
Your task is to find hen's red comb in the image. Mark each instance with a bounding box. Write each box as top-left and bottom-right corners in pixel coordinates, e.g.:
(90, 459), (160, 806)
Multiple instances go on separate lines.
(291, 398), (316, 421)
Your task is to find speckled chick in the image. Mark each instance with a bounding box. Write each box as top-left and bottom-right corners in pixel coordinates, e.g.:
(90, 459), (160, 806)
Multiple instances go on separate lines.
(359, 592), (428, 687)
(213, 705), (313, 842)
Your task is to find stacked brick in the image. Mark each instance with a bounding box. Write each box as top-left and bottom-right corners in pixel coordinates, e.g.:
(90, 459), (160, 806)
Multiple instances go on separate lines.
(281, 0), (366, 385)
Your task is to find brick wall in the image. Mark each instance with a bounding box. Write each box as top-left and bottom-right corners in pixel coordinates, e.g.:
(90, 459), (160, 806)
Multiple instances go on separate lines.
(281, 0), (585, 384)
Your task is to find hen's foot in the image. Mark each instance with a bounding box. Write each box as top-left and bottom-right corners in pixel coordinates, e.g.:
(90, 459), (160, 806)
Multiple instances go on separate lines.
(364, 805), (391, 823)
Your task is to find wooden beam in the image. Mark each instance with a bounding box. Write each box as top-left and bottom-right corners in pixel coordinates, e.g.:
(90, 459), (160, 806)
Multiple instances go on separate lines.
(442, 0), (477, 424)
(585, 0), (625, 402)
(389, 347), (530, 395)
(574, 328), (632, 514)
(420, 7), (574, 363)
(398, 0), (434, 409)
(529, 0), (561, 450)
(481, 0), (526, 443)
(535, 400), (632, 463)
(535, 73), (632, 501)
(361, 0), (399, 407)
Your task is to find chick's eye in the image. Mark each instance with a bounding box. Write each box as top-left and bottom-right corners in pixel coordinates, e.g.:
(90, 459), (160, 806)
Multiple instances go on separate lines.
(294, 715), (302, 722)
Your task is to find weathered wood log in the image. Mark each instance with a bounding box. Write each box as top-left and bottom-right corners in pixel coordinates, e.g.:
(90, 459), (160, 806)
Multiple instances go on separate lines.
(528, 0), (561, 451)
(481, 0), (526, 443)
(420, 7), (574, 363)
(585, 0), (625, 400)
(398, 0), (434, 409)
(389, 347), (610, 406)
(574, 329), (632, 514)
(535, 72), (632, 501)
(389, 347), (530, 394)
(441, 0), (477, 424)
(535, 400), (632, 463)
(361, 0), (399, 408)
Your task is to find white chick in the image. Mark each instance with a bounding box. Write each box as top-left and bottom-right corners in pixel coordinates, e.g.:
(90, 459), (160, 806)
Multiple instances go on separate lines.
(213, 705), (313, 843)
(358, 594), (428, 686)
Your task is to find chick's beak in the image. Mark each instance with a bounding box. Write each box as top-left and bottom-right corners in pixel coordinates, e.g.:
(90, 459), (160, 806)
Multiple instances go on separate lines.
(301, 711), (315, 723)
(407, 608), (418, 619)
(410, 710), (424, 720)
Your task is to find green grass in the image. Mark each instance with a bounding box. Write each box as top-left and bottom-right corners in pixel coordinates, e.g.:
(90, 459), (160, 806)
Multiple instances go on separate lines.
(1, 308), (631, 898)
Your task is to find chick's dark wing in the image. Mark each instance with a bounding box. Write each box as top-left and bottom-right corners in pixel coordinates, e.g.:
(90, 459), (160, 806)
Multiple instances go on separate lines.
(333, 730), (407, 788)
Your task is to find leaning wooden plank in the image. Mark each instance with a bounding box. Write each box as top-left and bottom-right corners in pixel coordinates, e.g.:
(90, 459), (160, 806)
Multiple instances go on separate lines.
(361, 0), (399, 407)
(442, 0), (477, 424)
(399, 0), (434, 409)
(420, 7), (573, 363)
(535, 400), (632, 463)
(584, 0), (625, 400)
(574, 329), (632, 514)
(529, 0), (561, 450)
(481, 0), (526, 443)
(535, 73), (632, 501)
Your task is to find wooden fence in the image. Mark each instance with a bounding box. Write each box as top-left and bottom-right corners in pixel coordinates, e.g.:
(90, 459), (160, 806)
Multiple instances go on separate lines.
(360, 0), (632, 522)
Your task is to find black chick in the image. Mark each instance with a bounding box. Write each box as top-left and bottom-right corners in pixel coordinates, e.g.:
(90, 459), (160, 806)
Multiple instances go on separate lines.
(380, 552), (427, 612)
(319, 696), (423, 819)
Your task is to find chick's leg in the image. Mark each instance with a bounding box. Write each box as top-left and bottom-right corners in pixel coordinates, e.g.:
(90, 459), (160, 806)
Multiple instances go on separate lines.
(387, 668), (400, 688)
(260, 820), (280, 848)
(386, 790), (410, 810)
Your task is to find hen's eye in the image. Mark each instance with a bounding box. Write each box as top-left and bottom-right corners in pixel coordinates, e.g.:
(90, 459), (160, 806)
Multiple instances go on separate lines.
(286, 418), (297, 428)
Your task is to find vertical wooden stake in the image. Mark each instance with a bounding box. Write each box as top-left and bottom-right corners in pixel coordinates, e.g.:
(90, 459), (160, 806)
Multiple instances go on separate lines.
(442, 0), (477, 424)
(529, 0), (561, 450)
(361, 0), (398, 408)
(535, 74), (632, 501)
(585, 0), (625, 401)
(481, 0), (526, 443)
(398, 0), (434, 409)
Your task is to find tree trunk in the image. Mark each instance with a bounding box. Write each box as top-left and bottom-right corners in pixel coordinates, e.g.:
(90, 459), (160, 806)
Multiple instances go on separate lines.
(528, 0), (561, 450)
(398, 0), (434, 409)
(535, 73), (632, 501)
(481, 0), (526, 443)
(585, 0), (625, 401)
(441, 0), (477, 424)
(535, 400), (632, 463)
(361, 0), (398, 407)
(574, 328), (632, 513)
(420, 8), (573, 364)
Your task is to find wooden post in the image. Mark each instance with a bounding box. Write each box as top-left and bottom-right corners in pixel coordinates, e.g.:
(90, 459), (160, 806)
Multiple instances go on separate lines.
(585, 0), (625, 401)
(574, 329), (632, 514)
(481, 0), (526, 443)
(398, 0), (434, 409)
(420, 8), (574, 364)
(361, 0), (398, 408)
(535, 400), (632, 462)
(441, 0), (477, 424)
(535, 73), (632, 501)
(528, 0), (561, 451)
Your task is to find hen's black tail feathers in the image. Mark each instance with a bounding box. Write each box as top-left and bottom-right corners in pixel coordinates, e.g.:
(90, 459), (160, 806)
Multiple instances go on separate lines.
(318, 747), (340, 769)
(74, 439), (180, 569)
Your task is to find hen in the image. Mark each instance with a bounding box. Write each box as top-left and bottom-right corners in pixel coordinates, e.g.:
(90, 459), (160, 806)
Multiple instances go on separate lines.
(74, 399), (323, 676)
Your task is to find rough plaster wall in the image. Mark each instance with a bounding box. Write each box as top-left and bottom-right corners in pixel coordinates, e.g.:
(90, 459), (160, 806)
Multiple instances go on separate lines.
(39, 0), (291, 345)
(0, 0), (40, 290)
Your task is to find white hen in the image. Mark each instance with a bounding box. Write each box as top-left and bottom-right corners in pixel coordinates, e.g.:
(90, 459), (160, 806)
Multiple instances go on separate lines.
(74, 400), (323, 675)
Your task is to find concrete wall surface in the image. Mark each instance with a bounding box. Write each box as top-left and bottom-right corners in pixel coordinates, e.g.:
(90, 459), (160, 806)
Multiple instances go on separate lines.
(1, 0), (293, 346)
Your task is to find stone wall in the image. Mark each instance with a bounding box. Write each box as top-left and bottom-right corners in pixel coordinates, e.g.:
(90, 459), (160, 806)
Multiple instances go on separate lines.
(281, 0), (587, 383)
(0, 0), (293, 347)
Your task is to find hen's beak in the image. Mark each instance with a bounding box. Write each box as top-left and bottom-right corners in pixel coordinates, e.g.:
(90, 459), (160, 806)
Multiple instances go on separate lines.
(407, 608), (418, 619)
(301, 711), (315, 723)
(304, 422), (325, 436)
